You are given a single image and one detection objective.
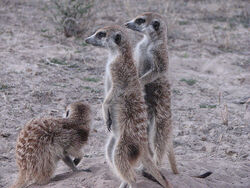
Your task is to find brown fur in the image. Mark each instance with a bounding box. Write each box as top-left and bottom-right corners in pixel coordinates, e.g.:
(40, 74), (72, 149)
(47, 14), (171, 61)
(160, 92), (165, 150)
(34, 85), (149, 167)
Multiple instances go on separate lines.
(86, 25), (172, 188)
(11, 102), (91, 188)
(126, 12), (178, 174)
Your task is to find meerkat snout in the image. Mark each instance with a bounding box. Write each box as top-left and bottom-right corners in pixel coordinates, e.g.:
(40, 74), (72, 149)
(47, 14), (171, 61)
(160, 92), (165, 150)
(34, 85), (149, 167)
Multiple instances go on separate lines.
(85, 27), (123, 50)
(85, 30), (107, 47)
(125, 17), (146, 32)
(85, 35), (96, 46)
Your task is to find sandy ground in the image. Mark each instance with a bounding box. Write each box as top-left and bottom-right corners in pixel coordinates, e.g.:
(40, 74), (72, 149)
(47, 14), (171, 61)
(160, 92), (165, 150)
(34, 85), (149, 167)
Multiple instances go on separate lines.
(0, 0), (249, 187)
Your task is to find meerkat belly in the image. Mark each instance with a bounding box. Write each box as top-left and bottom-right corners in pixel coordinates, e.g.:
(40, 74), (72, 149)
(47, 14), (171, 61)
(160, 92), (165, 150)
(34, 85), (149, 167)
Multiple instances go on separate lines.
(144, 78), (169, 106)
(139, 56), (151, 77)
(144, 78), (171, 128)
(110, 102), (121, 136)
(105, 65), (112, 97)
(135, 38), (151, 77)
(140, 50), (152, 75)
(118, 92), (147, 135)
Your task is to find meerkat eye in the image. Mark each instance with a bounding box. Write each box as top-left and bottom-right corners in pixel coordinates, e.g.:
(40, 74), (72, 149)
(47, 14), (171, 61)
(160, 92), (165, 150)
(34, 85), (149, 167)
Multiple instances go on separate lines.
(97, 31), (106, 38)
(66, 110), (69, 117)
(135, 18), (145, 25)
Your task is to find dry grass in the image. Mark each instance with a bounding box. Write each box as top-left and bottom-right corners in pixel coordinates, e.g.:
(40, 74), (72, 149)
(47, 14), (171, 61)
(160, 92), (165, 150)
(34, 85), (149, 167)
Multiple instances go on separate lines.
(0, 0), (249, 187)
(221, 104), (229, 125)
(48, 0), (95, 37)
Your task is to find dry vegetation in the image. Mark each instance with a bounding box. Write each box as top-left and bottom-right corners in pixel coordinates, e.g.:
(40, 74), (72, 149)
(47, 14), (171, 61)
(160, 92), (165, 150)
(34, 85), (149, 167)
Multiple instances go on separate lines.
(0, 0), (249, 187)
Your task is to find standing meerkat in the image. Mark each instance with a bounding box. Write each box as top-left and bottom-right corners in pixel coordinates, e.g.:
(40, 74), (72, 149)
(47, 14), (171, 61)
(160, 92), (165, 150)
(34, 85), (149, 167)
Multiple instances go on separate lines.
(85, 25), (172, 188)
(11, 102), (91, 188)
(125, 12), (178, 174)
(125, 13), (212, 179)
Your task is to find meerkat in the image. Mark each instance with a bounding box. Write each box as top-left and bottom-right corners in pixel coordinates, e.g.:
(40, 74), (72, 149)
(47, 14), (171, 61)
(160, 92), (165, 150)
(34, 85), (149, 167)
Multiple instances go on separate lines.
(125, 12), (212, 179)
(125, 12), (178, 175)
(10, 102), (91, 188)
(85, 25), (172, 188)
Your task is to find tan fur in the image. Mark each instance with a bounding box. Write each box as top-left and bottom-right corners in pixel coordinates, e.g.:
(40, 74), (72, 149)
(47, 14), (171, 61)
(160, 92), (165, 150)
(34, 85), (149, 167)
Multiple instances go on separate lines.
(86, 25), (172, 188)
(126, 12), (178, 174)
(11, 102), (91, 188)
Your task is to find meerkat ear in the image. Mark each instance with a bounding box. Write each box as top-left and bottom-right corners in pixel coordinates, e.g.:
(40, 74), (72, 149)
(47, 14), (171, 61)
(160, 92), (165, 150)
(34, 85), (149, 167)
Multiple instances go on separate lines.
(152, 21), (160, 31)
(114, 33), (121, 45)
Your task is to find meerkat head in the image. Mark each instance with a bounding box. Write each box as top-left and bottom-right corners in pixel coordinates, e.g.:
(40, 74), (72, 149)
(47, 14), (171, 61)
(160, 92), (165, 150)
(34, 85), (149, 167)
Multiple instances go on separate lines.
(85, 25), (129, 52)
(125, 12), (166, 37)
(65, 102), (91, 119)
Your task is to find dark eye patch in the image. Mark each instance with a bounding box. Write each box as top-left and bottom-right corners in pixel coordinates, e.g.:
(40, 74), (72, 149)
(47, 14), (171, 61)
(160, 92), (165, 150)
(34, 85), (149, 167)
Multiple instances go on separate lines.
(97, 31), (106, 38)
(135, 18), (145, 25)
(152, 20), (160, 31)
(114, 34), (121, 45)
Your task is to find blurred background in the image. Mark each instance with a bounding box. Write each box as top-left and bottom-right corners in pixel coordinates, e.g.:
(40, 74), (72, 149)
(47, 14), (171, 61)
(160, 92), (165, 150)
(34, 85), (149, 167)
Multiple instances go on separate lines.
(0, 0), (249, 187)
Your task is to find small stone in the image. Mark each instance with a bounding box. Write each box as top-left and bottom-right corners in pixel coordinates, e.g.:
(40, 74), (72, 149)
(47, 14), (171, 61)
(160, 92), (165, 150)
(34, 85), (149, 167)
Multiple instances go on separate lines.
(34, 72), (42, 76)
(201, 137), (207, 141)
(240, 154), (248, 159)
(201, 146), (206, 151)
(225, 148), (237, 156)
(26, 68), (32, 72)
(1, 132), (10, 138)
(204, 143), (216, 153)
(177, 130), (184, 136)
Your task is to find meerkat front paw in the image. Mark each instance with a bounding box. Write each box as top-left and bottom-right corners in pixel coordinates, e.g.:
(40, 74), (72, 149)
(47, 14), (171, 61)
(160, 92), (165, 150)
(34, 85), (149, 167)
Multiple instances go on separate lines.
(103, 104), (112, 131)
(139, 77), (146, 86)
(106, 109), (112, 131)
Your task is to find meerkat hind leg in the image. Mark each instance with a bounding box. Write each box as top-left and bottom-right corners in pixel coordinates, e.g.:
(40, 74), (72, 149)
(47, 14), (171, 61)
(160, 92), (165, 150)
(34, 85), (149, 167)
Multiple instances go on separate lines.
(106, 136), (116, 166)
(153, 115), (179, 174)
(153, 123), (167, 167)
(71, 151), (91, 172)
(147, 111), (156, 158)
(11, 171), (28, 188)
(36, 171), (53, 185)
(167, 142), (179, 174)
(153, 133), (178, 174)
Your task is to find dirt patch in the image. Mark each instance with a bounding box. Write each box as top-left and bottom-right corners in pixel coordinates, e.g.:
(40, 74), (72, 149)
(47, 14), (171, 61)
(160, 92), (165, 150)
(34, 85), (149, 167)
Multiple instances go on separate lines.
(0, 0), (249, 187)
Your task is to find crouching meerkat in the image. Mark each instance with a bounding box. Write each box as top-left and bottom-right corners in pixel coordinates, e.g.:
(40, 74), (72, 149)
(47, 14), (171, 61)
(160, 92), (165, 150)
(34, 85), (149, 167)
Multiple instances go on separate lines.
(125, 12), (178, 174)
(11, 102), (91, 188)
(85, 25), (172, 188)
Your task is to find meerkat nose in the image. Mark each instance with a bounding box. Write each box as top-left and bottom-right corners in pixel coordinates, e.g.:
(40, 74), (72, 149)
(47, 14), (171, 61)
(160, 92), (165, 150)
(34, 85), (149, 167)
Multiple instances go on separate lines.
(85, 37), (91, 44)
(124, 22), (135, 30)
(124, 22), (131, 27)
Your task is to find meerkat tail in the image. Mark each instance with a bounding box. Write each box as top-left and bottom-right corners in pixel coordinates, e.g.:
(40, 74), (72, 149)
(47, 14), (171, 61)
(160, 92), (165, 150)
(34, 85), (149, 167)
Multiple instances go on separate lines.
(153, 129), (179, 174)
(194, 171), (212, 178)
(113, 142), (137, 185)
(142, 170), (162, 186)
(10, 173), (27, 188)
(141, 154), (171, 188)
